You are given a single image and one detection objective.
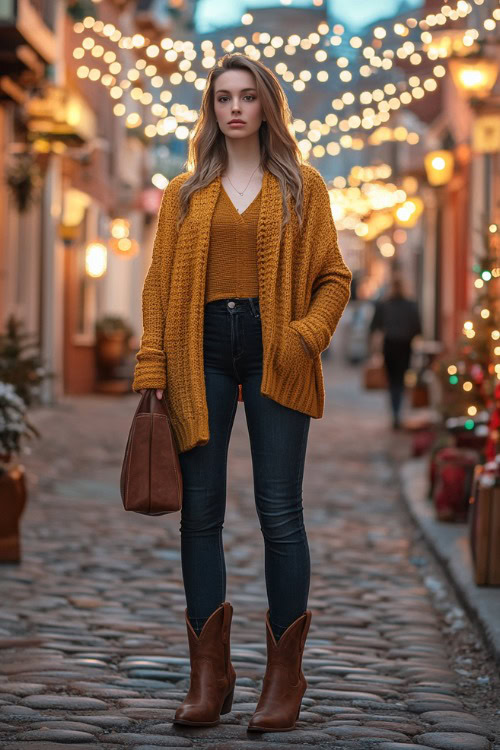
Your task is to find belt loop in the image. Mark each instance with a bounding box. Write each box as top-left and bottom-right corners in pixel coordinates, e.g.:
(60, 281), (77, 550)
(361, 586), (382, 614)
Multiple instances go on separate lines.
(248, 297), (259, 319)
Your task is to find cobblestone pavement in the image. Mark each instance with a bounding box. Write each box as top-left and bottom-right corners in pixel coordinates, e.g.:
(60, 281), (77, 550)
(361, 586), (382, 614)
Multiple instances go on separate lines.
(0, 358), (499, 750)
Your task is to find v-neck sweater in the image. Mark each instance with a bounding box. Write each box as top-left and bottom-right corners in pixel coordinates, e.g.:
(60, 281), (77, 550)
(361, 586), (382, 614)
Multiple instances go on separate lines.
(132, 163), (353, 454)
(205, 184), (261, 303)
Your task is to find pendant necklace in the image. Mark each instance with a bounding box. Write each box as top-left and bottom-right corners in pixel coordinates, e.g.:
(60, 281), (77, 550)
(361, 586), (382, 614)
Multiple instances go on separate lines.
(225, 164), (260, 196)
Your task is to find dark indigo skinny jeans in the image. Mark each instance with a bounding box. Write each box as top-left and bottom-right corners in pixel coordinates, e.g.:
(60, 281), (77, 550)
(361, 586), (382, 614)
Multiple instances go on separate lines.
(178, 296), (311, 641)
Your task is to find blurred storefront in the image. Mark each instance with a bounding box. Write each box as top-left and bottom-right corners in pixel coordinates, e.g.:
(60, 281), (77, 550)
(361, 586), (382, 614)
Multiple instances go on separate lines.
(0, 0), (58, 344)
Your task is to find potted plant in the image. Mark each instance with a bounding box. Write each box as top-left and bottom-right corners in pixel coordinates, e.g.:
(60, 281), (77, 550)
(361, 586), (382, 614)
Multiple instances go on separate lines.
(0, 314), (53, 562)
(95, 315), (134, 376)
(0, 383), (34, 561)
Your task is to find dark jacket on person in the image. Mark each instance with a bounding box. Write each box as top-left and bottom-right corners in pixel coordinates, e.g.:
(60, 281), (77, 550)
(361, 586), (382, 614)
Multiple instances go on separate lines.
(369, 295), (422, 343)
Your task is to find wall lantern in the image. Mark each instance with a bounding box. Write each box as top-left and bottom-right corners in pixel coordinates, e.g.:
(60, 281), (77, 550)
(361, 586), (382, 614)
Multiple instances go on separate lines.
(59, 188), (91, 241)
(394, 197), (424, 228)
(109, 237), (139, 258)
(424, 150), (455, 186)
(85, 240), (107, 278)
(108, 218), (139, 258)
(449, 56), (499, 100)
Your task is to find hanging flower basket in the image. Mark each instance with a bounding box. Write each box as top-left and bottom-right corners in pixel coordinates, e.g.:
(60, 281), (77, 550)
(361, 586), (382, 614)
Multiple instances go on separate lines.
(5, 153), (42, 213)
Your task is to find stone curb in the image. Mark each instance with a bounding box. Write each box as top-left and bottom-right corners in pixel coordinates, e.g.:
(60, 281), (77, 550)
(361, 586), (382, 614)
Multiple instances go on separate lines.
(398, 456), (500, 666)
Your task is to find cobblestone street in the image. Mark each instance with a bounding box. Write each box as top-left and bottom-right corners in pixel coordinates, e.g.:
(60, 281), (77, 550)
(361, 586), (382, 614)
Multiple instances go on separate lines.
(0, 358), (499, 750)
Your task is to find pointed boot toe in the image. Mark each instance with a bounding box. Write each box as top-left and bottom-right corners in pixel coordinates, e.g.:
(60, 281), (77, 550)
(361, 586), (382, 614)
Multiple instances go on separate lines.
(248, 701), (302, 733)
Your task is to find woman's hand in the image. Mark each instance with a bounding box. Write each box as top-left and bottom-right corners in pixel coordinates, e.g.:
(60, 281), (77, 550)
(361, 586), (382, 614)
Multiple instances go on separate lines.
(140, 388), (164, 400)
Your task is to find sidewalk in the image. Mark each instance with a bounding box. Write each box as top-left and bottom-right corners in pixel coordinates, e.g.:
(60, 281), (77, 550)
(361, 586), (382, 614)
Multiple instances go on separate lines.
(398, 456), (500, 666)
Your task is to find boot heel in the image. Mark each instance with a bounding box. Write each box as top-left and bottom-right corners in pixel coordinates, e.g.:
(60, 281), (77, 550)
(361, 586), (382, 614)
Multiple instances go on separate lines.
(221, 683), (235, 714)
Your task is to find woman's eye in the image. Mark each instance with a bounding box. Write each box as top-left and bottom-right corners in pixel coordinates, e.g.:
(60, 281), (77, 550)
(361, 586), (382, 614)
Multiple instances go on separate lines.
(217, 95), (255, 102)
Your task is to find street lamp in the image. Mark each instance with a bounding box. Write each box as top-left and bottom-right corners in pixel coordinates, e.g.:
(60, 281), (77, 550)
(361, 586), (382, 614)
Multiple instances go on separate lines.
(424, 150), (455, 187)
(449, 56), (499, 100)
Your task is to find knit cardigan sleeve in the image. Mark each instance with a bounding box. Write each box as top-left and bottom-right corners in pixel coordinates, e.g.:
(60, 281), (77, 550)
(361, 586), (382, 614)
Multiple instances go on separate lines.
(132, 176), (182, 393)
(289, 168), (352, 358)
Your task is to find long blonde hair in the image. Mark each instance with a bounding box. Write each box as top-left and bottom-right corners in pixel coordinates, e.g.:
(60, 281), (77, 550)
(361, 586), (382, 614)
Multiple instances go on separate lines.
(177, 53), (305, 231)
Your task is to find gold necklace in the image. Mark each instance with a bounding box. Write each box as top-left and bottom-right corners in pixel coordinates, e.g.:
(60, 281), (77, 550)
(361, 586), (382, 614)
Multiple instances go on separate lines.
(225, 164), (260, 196)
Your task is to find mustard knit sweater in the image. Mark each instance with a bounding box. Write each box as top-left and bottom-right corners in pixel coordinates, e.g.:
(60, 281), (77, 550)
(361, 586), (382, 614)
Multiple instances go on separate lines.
(133, 163), (352, 454)
(205, 184), (260, 303)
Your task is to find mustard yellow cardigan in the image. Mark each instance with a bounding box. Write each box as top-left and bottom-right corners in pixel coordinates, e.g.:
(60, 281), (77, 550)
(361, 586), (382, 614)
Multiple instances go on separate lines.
(133, 163), (352, 453)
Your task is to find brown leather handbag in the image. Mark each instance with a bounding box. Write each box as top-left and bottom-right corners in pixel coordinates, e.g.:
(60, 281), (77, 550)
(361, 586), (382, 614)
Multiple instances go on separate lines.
(120, 389), (182, 515)
(363, 353), (389, 390)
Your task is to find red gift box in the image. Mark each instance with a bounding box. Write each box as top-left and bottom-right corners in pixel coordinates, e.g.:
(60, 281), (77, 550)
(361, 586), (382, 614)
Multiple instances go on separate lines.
(431, 447), (479, 521)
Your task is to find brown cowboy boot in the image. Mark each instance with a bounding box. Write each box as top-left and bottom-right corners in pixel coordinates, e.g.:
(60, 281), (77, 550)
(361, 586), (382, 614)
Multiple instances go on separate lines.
(173, 601), (236, 726)
(247, 608), (312, 732)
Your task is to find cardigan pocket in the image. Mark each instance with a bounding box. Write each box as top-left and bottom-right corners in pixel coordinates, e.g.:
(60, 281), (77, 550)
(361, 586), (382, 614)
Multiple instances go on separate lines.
(288, 319), (324, 359)
(273, 324), (313, 374)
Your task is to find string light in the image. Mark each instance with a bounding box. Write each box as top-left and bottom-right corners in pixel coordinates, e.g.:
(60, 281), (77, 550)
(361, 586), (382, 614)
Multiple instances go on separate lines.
(75, 28), (426, 155)
(322, 173), (411, 232)
(75, 0), (476, 81)
(71, 0), (491, 146)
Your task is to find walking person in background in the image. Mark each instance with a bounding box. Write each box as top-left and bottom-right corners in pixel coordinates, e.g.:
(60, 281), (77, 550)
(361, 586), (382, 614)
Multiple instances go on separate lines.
(369, 273), (422, 430)
(133, 53), (352, 733)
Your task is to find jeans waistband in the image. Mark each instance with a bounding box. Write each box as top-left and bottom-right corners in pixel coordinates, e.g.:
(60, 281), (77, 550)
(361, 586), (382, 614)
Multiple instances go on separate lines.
(204, 297), (260, 316)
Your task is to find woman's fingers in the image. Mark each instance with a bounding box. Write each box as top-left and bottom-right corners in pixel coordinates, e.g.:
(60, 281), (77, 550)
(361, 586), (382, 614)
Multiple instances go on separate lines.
(139, 388), (163, 399)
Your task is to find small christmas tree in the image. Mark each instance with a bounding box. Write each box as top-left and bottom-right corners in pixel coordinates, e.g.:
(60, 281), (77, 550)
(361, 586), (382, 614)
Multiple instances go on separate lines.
(434, 222), (500, 430)
(0, 314), (54, 408)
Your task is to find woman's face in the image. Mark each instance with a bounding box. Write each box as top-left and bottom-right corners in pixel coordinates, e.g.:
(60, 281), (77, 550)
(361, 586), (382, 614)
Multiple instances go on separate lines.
(213, 69), (264, 140)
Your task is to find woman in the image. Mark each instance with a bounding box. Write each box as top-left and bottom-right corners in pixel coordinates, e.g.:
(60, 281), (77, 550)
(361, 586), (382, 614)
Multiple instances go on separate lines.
(134, 53), (352, 732)
(369, 273), (422, 430)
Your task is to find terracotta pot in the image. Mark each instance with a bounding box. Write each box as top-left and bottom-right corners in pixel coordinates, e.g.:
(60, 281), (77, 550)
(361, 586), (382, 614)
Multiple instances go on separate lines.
(96, 332), (129, 373)
(0, 464), (27, 562)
